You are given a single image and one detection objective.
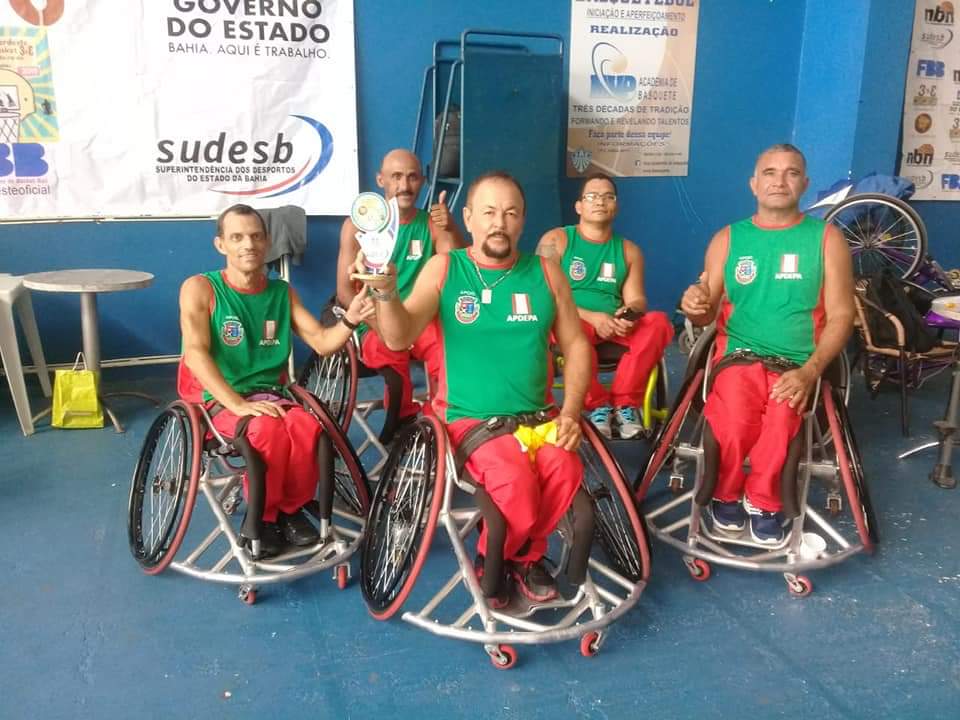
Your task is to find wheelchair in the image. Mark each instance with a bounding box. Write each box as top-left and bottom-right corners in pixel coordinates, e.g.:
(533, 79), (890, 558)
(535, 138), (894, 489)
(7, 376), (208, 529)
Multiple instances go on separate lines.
(635, 327), (878, 596)
(298, 303), (423, 481)
(554, 342), (670, 440)
(358, 413), (650, 669)
(127, 379), (371, 605)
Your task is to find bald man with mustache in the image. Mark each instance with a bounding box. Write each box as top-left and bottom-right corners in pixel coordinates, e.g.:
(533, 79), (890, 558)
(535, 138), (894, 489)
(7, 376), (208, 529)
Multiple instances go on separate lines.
(336, 149), (464, 425)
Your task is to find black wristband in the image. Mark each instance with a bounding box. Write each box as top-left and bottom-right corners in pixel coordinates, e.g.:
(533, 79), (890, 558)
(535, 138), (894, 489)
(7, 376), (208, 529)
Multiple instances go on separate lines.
(341, 316), (359, 331)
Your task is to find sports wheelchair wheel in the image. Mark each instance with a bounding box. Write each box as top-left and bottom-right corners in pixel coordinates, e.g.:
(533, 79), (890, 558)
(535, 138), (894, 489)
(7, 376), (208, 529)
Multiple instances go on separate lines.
(128, 401), (202, 574)
(580, 420), (651, 583)
(296, 342), (358, 431)
(289, 385), (371, 518)
(360, 415), (446, 620)
(824, 193), (927, 281)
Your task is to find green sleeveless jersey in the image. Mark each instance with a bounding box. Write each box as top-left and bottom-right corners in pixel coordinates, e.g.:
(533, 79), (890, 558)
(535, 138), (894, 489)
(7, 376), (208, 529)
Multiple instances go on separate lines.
(393, 209), (434, 300)
(204, 271), (291, 400)
(436, 249), (556, 422)
(358, 209), (433, 342)
(560, 225), (626, 314)
(719, 216), (827, 364)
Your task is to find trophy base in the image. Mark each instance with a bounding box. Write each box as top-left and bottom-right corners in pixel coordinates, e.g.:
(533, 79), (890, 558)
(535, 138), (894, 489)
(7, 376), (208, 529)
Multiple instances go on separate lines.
(350, 272), (384, 282)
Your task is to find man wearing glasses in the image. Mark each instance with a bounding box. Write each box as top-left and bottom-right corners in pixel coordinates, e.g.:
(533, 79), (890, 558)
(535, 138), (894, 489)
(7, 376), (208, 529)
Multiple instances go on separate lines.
(537, 173), (673, 439)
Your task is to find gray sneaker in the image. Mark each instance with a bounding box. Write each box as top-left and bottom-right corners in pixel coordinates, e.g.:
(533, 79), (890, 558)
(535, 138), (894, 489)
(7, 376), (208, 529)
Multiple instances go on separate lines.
(615, 406), (643, 439)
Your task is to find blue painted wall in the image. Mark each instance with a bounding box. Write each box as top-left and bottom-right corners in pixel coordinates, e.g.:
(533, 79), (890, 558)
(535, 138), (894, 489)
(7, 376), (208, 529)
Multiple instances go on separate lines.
(5, 0), (945, 366)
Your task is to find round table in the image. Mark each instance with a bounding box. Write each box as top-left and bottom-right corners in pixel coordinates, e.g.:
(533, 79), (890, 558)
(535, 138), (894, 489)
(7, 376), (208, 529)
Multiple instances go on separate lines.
(22, 269), (156, 431)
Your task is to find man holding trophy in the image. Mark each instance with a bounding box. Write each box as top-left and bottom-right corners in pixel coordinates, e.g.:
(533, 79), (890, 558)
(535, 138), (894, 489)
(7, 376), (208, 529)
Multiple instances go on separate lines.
(335, 149), (464, 424)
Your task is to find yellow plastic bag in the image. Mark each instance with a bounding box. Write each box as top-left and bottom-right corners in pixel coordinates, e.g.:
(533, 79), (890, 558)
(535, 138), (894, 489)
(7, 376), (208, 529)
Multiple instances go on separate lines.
(51, 353), (104, 429)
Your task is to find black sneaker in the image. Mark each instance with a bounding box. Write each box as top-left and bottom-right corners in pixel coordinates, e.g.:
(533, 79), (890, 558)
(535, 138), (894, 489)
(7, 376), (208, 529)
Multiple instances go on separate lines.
(510, 559), (558, 602)
(475, 554), (511, 609)
(242, 521), (284, 558)
(277, 508), (320, 546)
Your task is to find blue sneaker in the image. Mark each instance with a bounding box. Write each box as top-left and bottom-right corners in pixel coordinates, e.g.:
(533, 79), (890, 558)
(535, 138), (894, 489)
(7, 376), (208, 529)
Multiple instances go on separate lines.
(589, 406), (613, 438)
(743, 497), (786, 545)
(614, 406), (643, 439)
(710, 499), (746, 532)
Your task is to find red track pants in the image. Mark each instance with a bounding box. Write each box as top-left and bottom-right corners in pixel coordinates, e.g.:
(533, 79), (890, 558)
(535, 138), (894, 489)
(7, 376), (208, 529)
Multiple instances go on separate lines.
(702, 363), (803, 512)
(446, 418), (583, 563)
(582, 311), (674, 409)
(210, 402), (322, 522)
(361, 321), (442, 419)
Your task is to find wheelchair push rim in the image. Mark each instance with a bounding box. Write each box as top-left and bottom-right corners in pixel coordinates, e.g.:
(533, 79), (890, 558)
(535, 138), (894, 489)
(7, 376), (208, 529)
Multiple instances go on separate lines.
(128, 400), (201, 574)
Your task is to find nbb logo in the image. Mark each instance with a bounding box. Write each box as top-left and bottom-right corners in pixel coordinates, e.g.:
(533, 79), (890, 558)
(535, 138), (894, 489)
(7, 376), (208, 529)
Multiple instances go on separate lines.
(918, 58), (945, 76)
(925, 3), (954, 24)
(906, 144), (935, 166)
(0, 143), (48, 177)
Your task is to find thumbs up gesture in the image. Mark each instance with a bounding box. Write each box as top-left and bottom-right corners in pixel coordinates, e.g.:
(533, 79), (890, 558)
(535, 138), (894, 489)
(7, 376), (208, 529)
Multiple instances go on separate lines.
(681, 271), (712, 317)
(429, 189), (452, 230)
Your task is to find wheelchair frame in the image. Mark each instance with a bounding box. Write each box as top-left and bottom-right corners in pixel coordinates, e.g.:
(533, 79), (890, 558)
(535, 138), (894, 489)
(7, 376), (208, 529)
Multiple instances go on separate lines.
(636, 329), (877, 596)
(359, 414), (649, 668)
(127, 385), (371, 605)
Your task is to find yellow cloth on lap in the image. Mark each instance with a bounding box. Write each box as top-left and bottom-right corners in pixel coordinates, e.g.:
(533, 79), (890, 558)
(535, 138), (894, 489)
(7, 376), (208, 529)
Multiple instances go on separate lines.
(513, 420), (558, 461)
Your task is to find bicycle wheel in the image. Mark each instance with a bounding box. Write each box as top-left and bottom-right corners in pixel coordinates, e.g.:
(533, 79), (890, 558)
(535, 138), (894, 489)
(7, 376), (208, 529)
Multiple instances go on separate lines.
(824, 193), (927, 281)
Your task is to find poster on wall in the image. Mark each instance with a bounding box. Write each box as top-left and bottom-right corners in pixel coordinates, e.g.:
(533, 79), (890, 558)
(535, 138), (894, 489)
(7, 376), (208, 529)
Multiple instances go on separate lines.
(900, 0), (960, 200)
(0, 0), (357, 218)
(566, 0), (699, 178)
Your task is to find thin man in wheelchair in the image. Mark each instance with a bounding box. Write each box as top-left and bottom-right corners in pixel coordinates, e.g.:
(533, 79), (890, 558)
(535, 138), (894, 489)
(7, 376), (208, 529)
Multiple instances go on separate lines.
(680, 144), (855, 545)
(355, 170), (593, 605)
(179, 203), (374, 557)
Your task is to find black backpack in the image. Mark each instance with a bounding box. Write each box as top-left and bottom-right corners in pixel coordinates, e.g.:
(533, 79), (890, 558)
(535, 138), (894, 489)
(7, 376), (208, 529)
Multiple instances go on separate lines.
(863, 269), (938, 352)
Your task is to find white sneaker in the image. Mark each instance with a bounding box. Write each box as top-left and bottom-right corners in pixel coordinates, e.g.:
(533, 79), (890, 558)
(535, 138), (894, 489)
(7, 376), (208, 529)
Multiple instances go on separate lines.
(615, 406), (643, 439)
(588, 406), (613, 438)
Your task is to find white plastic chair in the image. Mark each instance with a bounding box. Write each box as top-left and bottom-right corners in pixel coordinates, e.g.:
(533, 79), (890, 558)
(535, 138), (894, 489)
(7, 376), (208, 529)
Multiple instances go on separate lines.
(0, 274), (51, 435)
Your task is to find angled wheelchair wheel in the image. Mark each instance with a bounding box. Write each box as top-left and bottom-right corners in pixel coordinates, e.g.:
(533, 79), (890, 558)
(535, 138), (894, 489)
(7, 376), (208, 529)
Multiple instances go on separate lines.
(289, 385), (371, 517)
(636, 367), (705, 501)
(296, 342), (358, 431)
(822, 384), (878, 550)
(361, 415), (446, 620)
(128, 401), (201, 574)
(824, 193), (927, 281)
(580, 420), (651, 583)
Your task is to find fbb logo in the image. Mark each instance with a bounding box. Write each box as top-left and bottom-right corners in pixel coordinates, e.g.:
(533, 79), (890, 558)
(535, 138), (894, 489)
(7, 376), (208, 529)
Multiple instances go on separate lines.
(0, 143), (48, 177)
(918, 58), (946, 76)
(906, 144), (935, 166)
(940, 173), (960, 189)
(925, 3), (955, 25)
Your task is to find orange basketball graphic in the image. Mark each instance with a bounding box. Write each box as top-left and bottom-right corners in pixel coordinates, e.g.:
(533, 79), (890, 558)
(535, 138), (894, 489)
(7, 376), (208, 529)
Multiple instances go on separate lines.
(8, 0), (64, 26)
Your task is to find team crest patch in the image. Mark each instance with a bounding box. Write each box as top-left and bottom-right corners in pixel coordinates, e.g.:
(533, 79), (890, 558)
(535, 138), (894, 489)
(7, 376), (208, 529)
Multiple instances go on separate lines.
(734, 256), (757, 285)
(569, 258), (587, 281)
(221, 319), (244, 346)
(455, 293), (480, 324)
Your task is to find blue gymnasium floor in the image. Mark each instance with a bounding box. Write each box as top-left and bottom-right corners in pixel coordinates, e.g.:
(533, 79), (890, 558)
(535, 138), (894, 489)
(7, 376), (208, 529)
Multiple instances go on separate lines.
(2, 347), (959, 720)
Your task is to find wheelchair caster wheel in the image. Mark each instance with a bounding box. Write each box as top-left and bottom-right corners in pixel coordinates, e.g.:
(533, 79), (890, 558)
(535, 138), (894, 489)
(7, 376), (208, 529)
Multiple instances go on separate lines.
(786, 575), (812, 597)
(238, 586), (257, 605)
(489, 644), (517, 670)
(335, 565), (349, 590)
(685, 557), (711, 582)
(580, 632), (602, 657)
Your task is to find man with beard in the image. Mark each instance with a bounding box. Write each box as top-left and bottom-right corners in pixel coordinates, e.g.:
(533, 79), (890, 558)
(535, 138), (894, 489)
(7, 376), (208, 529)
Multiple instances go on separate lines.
(356, 171), (594, 606)
(335, 149), (463, 423)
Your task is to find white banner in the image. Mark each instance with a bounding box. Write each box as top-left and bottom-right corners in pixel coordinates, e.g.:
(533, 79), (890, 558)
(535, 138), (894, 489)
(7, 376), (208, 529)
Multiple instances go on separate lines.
(0, 0), (357, 217)
(566, 0), (699, 178)
(899, 1), (960, 200)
